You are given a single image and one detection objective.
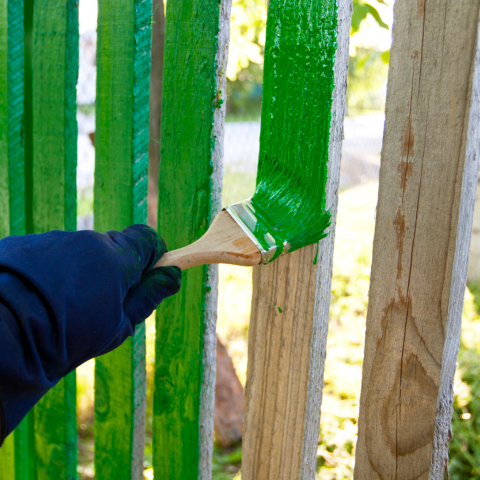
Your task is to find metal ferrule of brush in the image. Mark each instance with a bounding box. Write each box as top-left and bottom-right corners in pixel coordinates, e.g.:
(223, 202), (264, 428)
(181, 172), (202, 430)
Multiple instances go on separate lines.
(225, 200), (290, 265)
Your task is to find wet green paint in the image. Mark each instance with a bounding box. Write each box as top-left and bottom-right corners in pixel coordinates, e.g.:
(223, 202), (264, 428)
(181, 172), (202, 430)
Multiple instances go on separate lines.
(94, 0), (151, 478)
(29, 1), (79, 478)
(154, 0), (220, 477)
(255, 0), (338, 254)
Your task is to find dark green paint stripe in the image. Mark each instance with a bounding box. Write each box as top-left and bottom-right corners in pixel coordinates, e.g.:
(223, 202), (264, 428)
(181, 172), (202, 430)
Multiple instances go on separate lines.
(30, 1), (78, 478)
(94, 0), (151, 477)
(0, 2), (35, 478)
(257, 0), (338, 209)
(153, 0), (221, 477)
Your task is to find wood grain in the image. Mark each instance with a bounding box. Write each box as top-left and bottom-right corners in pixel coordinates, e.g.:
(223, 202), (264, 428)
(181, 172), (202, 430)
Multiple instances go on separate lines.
(153, 0), (232, 477)
(94, 1), (151, 479)
(241, 0), (351, 478)
(30, 1), (78, 478)
(354, 2), (480, 479)
(302, 0), (352, 475)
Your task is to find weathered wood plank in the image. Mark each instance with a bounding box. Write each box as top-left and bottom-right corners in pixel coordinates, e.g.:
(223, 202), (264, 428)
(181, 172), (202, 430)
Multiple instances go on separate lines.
(302, 0), (352, 476)
(94, 0), (151, 478)
(430, 15), (480, 479)
(241, 0), (351, 478)
(30, 1), (78, 478)
(354, 2), (480, 479)
(153, 0), (232, 477)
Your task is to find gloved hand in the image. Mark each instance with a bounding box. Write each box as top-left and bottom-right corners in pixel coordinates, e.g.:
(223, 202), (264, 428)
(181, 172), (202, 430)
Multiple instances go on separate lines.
(0, 225), (181, 442)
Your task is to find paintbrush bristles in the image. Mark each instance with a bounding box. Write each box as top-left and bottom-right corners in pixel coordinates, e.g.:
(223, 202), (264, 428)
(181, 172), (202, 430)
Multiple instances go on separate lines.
(250, 162), (331, 253)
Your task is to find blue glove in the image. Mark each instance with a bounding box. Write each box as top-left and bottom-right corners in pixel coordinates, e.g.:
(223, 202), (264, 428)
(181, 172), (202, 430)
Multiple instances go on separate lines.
(0, 225), (181, 442)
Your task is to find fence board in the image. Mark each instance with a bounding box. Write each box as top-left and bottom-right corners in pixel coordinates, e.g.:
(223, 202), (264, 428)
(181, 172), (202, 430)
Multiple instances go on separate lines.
(241, 0), (351, 478)
(0, 2), (36, 479)
(28, 1), (78, 478)
(354, 1), (480, 478)
(153, 0), (232, 477)
(94, 0), (151, 479)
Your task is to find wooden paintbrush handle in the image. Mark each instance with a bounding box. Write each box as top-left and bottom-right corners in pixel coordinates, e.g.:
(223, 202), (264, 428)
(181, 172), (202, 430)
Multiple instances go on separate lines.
(154, 210), (262, 270)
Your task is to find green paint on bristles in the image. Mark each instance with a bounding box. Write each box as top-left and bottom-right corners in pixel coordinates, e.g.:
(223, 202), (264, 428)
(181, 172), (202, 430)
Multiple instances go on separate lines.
(249, 161), (331, 254)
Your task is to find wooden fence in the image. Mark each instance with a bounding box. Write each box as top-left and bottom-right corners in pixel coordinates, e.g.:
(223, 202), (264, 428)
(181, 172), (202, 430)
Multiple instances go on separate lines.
(0, 0), (479, 479)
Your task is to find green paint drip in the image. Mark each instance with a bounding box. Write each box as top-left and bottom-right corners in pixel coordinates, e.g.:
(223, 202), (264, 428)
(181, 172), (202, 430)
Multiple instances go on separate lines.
(252, 0), (338, 257)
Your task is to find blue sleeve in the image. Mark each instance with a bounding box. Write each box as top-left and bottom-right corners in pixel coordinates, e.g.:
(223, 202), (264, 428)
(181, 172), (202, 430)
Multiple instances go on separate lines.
(0, 225), (181, 441)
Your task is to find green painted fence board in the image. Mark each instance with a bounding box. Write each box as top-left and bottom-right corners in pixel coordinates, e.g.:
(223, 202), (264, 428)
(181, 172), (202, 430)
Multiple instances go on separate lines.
(30, 1), (78, 478)
(0, 2), (35, 479)
(0, 0), (25, 240)
(94, 0), (151, 478)
(153, 0), (226, 477)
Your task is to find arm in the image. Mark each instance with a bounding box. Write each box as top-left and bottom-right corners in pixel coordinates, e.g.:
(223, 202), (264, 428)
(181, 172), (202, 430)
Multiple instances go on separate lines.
(0, 225), (181, 444)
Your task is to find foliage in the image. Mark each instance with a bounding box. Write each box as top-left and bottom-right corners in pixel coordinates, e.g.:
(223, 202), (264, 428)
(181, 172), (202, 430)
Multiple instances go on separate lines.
(347, 47), (389, 115)
(351, 0), (389, 35)
(347, 0), (390, 115)
(226, 0), (266, 120)
(449, 284), (480, 479)
(226, 0), (392, 119)
(227, 0), (266, 81)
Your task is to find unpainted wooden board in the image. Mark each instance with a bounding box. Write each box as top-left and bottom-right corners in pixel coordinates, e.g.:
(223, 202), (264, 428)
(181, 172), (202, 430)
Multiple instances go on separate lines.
(30, 1), (78, 478)
(94, 0), (151, 479)
(153, 0), (231, 477)
(302, 0), (352, 476)
(354, 2), (480, 478)
(430, 13), (480, 478)
(241, 0), (350, 478)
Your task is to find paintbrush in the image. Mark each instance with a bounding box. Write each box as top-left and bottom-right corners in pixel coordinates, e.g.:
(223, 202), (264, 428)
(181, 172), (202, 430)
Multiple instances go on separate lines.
(155, 163), (331, 270)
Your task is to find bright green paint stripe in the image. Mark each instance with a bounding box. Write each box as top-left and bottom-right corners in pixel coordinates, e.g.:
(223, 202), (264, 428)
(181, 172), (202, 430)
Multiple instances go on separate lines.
(30, 1), (78, 478)
(153, 0), (220, 477)
(257, 0), (338, 209)
(94, 0), (151, 477)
